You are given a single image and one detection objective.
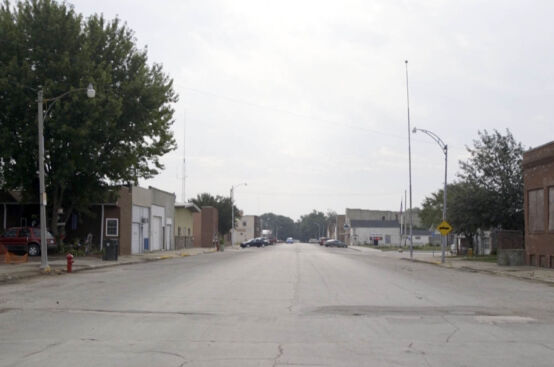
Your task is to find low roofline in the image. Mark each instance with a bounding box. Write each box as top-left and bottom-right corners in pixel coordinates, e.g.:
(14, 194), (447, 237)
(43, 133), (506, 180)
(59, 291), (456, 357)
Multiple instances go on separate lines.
(175, 202), (201, 212)
(147, 185), (176, 197)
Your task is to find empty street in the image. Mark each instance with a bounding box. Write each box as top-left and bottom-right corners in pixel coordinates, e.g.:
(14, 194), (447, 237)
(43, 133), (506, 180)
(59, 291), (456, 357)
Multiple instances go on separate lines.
(1, 243), (553, 366)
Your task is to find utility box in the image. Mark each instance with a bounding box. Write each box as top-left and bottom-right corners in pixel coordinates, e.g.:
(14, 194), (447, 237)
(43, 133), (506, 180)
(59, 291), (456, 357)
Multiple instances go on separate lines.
(103, 239), (119, 261)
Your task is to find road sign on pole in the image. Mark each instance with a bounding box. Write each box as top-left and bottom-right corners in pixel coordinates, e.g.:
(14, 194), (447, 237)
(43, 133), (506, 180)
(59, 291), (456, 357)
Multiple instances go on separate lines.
(437, 221), (452, 236)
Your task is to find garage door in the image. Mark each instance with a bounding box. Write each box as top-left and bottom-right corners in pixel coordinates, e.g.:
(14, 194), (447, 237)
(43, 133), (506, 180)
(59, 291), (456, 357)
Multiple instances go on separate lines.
(151, 216), (162, 251)
(132, 223), (141, 254)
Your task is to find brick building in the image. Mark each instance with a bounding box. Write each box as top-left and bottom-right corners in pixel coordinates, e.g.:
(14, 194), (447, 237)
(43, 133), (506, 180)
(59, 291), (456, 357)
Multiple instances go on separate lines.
(193, 206), (219, 247)
(523, 141), (554, 267)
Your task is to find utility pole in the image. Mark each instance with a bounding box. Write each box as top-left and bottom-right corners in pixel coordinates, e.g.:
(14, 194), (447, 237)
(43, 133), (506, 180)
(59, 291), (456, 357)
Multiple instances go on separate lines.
(412, 127), (448, 263)
(181, 110), (187, 202)
(36, 83), (95, 271)
(404, 190), (407, 246)
(37, 88), (49, 271)
(230, 186), (234, 245)
(405, 60), (414, 259)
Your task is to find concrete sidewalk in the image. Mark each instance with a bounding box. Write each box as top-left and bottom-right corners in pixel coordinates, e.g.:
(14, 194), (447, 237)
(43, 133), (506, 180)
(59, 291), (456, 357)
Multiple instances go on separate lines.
(0, 246), (221, 283)
(350, 245), (554, 284)
(406, 253), (554, 285)
(349, 246), (554, 285)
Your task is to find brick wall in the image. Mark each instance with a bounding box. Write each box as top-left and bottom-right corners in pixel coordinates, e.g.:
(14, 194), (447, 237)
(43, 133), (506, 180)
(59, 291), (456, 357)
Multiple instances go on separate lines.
(493, 230), (524, 250)
(192, 207), (219, 247)
(523, 141), (554, 268)
(117, 187), (133, 255)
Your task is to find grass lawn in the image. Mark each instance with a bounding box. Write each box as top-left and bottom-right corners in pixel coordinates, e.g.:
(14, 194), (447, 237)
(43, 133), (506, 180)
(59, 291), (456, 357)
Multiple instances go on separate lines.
(460, 255), (497, 263)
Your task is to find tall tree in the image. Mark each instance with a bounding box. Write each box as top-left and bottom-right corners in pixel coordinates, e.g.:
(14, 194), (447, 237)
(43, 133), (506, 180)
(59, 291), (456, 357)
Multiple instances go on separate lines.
(458, 129), (524, 230)
(296, 210), (326, 241)
(259, 212), (295, 240)
(0, 0), (177, 236)
(420, 182), (491, 245)
(420, 129), (524, 246)
(190, 193), (239, 235)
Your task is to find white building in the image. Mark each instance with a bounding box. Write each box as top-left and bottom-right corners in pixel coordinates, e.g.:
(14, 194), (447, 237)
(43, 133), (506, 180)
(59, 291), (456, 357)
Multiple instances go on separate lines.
(347, 220), (401, 246)
(234, 215), (260, 244)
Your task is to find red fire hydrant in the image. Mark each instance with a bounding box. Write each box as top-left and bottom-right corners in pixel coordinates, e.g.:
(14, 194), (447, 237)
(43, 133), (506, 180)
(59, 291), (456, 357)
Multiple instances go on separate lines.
(66, 253), (74, 273)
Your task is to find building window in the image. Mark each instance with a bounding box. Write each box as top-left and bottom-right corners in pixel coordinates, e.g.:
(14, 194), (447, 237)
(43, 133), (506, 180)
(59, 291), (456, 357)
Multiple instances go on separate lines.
(528, 189), (544, 232)
(549, 187), (554, 231)
(106, 218), (119, 237)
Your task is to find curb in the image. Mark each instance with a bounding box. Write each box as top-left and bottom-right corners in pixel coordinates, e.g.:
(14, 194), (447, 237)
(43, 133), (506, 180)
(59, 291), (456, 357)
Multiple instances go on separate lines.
(401, 257), (554, 286)
(0, 249), (217, 284)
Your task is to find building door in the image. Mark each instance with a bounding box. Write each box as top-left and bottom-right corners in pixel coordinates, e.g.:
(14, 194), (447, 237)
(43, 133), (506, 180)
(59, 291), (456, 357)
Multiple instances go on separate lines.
(131, 223), (141, 254)
(151, 216), (162, 251)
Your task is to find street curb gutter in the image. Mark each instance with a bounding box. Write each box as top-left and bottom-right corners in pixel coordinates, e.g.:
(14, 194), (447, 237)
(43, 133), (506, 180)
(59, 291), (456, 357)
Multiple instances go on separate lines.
(0, 249), (217, 284)
(401, 257), (554, 286)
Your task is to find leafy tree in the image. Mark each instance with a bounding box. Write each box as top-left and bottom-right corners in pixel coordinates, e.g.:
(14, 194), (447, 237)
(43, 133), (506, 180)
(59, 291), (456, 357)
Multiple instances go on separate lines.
(447, 182), (493, 245)
(190, 193), (239, 235)
(296, 210), (326, 241)
(0, 0), (177, 237)
(259, 212), (295, 240)
(458, 129), (524, 230)
(420, 189), (445, 229)
(420, 129), (524, 247)
(420, 182), (490, 246)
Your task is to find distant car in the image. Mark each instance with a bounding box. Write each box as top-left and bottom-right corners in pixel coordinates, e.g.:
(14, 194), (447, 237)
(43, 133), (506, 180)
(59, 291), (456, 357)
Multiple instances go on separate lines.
(286, 237), (294, 244)
(319, 237), (328, 246)
(0, 227), (56, 256)
(257, 237), (271, 246)
(262, 237), (276, 245)
(240, 238), (268, 248)
(308, 238), (319, 243)
(324, 239), (347, 248)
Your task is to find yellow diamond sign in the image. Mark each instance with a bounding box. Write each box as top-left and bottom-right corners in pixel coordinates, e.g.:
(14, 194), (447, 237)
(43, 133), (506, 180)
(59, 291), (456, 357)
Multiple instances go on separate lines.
(437, 221), (453, 236)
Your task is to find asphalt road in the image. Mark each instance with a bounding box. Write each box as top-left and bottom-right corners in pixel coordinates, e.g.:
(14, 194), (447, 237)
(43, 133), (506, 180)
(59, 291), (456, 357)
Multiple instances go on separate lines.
(1, 243), (553, 366)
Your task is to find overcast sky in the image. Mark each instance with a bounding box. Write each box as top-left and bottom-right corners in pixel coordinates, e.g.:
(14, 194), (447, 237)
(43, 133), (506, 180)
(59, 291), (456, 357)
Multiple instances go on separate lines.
(74, 0), (553, 220)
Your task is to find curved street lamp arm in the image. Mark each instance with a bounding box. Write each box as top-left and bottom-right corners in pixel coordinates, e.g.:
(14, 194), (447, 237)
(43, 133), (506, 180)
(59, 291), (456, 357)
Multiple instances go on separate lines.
(413, 128), (447, 154)
(42, 84), (95, 120)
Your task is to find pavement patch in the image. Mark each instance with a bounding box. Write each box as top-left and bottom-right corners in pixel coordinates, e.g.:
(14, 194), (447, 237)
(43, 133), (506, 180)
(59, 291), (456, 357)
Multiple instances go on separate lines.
(311, 305), (513, 318)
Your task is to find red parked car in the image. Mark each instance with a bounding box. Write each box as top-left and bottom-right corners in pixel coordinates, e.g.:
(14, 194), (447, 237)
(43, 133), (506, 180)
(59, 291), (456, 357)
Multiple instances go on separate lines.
(0, 227), (56, 256)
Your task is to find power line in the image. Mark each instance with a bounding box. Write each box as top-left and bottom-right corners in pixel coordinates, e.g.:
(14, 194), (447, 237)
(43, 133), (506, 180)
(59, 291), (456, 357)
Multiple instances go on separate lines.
(181, 87), (408, 140)
(239, 191), (400, 197)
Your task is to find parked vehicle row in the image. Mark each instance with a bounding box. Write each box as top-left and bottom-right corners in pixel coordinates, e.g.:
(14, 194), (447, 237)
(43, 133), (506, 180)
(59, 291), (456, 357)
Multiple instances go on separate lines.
(240, 237), (273, 248)
(0, 227), (57, 256)
(324, 239), (347, 248)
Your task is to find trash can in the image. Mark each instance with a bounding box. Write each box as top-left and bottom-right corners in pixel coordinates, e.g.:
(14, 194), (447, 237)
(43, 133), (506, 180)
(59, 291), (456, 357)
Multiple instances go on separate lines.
(103, 239), (119, 261)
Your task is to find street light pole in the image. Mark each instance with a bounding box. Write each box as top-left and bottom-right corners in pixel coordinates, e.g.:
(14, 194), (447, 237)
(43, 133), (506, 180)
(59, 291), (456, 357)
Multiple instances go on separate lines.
(37, 88), (48, 270)
(37, 84), (95, 270)
(405, 60), (414, 259)
(230, 182), (247, 246)
(412, 127), (448, 263)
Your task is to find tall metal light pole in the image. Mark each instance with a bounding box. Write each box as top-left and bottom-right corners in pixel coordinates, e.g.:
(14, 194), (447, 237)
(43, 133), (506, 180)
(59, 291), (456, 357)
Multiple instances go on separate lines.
(230, 182), (247, 246)
(412, 127), (448, 263)
(37, 84), (95, 270)
(405, 60), (414, 259)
